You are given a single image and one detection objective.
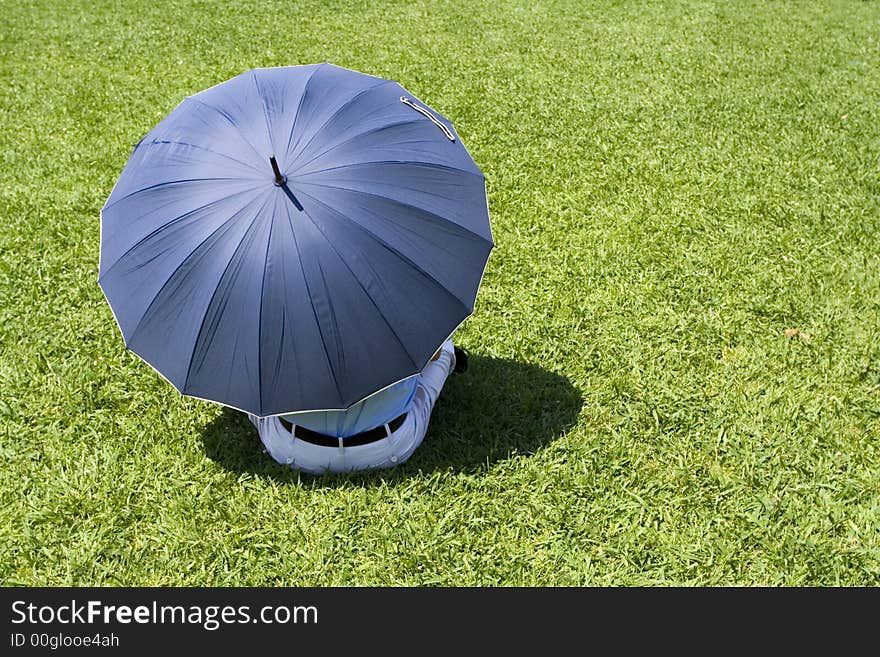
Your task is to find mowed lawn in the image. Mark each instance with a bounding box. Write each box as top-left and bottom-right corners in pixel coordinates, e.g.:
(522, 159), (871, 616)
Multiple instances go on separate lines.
(1, 0), (879, 586)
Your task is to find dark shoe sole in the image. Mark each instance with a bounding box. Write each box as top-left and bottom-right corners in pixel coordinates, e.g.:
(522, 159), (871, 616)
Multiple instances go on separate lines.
(453, 346), (469, 374)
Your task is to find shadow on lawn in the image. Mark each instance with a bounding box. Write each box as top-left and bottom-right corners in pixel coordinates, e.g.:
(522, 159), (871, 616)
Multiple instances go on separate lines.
(200, 355), (583, 485)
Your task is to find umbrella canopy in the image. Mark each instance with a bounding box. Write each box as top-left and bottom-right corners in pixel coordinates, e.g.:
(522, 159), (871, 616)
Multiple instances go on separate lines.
(99, 63), (493, 417)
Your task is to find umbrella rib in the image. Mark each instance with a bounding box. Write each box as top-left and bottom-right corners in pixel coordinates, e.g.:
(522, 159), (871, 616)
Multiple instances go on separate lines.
(288, 80), (395, 165)
(102, 177), (246, 213)
(137, 138), (263, 173)
(251, 70), (277, 157)
(281, 197), (344, 403)
(296, 186), (474, 315)
(295, 179), (492, 246)
(289, 119), (422, 175)
(184, 96), (269, 165)
(297, 158), (485, 182)
(124, 193), (267, 348)
(254, 196), (293, 411)
(180, 194), (273, 394)
(255, 195), (276, 414)
(283, 63), (327, 164)
(99, 186), (259, 280)
(292, 188), (421, 370)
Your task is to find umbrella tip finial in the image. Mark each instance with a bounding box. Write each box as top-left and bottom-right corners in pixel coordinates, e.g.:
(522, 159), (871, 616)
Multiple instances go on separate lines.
(270, 156), (303, 211)
(269, 156), (286, 186)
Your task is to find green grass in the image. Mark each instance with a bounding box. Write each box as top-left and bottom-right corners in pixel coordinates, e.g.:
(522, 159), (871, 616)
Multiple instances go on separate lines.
(1, 0), (879, 586)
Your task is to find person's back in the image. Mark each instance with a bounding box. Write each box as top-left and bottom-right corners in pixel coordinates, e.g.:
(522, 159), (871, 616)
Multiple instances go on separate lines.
(282, 377), (418, 438)
(248, 341), (466, 474)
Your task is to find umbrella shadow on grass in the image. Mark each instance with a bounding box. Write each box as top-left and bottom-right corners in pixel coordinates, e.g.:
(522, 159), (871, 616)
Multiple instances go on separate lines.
(200, 355), (583, 485)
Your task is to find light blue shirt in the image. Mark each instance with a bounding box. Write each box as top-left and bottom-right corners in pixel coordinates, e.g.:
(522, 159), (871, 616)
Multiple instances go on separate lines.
(282, 377), (418, 438)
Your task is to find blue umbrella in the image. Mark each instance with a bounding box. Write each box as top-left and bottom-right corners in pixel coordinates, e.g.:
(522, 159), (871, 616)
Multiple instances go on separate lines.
(99, 63), (493, 417)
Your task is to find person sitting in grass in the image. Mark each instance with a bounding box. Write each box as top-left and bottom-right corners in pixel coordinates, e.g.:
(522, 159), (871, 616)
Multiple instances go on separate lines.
(249, 342), (468, 475)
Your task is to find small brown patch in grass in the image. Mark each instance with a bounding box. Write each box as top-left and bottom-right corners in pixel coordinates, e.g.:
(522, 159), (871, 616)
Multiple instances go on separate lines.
(784, 328), (810, 342)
